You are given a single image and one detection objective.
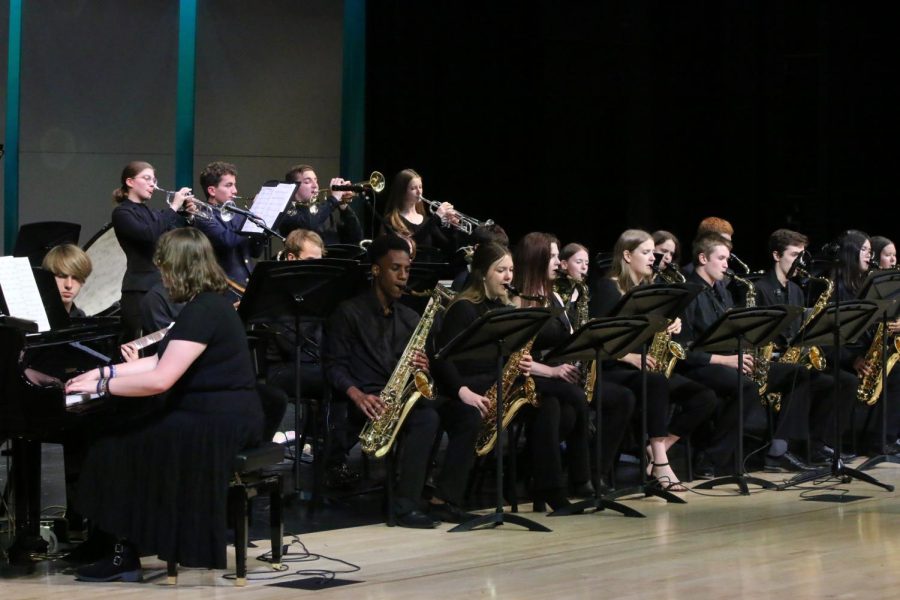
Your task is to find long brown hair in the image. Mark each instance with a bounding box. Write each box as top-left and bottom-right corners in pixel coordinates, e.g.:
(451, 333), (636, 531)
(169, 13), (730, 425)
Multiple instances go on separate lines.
(153, 228), (227, 302)
(384, 169), (425, 236)
(454, 242), (513, 306)
(112, 161), (153, 204)
(512, 232), (556, 307)
(608, 229), (653, 294)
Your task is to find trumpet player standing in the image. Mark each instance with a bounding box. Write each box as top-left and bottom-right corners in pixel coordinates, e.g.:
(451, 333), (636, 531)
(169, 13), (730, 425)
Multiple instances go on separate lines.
(382, 169), (459, 259)
(277, 164), (364, 244)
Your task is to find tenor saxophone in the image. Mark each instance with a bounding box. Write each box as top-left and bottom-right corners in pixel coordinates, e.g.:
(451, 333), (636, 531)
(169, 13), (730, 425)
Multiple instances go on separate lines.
(730, 271), (775, 400)
(856, 322), (900, 405)
(359, 285), (455, 458)
(777, 269), (833, 371)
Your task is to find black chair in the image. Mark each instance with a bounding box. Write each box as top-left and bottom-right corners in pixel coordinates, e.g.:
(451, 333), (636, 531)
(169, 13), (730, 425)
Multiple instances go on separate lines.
(166, 442), (284, 587)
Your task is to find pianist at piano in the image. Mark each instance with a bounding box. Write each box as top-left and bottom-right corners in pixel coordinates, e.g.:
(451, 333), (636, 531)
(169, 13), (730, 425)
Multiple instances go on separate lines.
(40, 244), (92, 318)
(62, 227), (265, 582)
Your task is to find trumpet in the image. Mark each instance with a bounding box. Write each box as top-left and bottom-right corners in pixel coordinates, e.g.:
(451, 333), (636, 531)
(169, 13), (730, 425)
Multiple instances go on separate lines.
(156, 185), (236, 222)
(417, 194), (494, 235)
(290, 171), (385, 215)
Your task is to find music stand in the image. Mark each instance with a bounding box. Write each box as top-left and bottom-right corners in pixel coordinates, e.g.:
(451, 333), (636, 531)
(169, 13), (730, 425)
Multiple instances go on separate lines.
(240, 258), (364, 502)
(542, 315), (666, 517)
(777, 300), (893, 489)
(601, 284), (702, 504)
(855, 270), (900, 471)
(692, 305), (803, 495)
(399, 263), (446, 313)
(435, 307), (553, 533)
(12, 221), (81, 266)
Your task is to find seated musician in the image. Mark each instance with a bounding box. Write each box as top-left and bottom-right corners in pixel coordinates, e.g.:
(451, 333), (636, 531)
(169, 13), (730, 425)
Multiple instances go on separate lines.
(872, 235), (897, 270)
(652, 230), (681, 271)
(41, 244), (92, 317)
(64, 228), (265, 582)
(322, 235), (481, 527)
(277, 164), (364, 244)
(508, 232), (603, 508)
(754, 229), (857, 463)
(831, 230), (900, 456)
(192, 161), (264, 300)
(675, 233), (813, 476)
(381, 169), (459, 260)
(590, 229), (717, 490)
(450, 223), (509, 292)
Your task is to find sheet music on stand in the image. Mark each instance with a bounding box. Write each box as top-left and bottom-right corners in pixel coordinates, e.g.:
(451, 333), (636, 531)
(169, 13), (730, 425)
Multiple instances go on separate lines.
(0, 256), (51, 332)
(240, 183), (297, 234)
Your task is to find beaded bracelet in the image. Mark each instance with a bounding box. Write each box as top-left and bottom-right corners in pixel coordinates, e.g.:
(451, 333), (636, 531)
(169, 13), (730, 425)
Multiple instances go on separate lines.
(96, 377), (105, 395)
(110, 364), (117, 379)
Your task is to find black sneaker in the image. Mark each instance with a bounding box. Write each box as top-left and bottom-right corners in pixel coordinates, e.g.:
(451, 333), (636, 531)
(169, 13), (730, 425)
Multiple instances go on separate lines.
(764, 451), (814, 473)
(75, 542), (142, 582)
(395, 509), (440, 529)
(429, 502), (477, 524)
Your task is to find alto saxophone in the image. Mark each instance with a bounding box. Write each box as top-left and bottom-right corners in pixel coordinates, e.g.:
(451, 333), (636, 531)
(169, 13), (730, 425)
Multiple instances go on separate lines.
(359, 285), (455, 458)
(776, 269), (832, 371)
(730, 271), (775, 402)
(856, 322), (900, 405)
(474, 337), (538, 456)
(554, 272), (596, 400)
(647, 263), (687, 377)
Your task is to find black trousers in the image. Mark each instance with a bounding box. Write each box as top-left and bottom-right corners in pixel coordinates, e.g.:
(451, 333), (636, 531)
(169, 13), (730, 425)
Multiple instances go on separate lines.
(120, 290), (145, 342)
(604, 367), (718, 440)
(529, 377), (591, 491)
(861, 367), (900, 447)
(764, 362), (812, 442)
(342, 394), (480, 513)
(680, 364), (748, 469)
(809, 368), (857, 446)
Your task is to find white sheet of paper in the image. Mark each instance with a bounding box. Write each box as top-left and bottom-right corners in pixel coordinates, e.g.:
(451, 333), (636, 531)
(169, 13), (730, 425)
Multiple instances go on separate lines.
(240, 183), (296, 234)
(0, 256), (51, 331)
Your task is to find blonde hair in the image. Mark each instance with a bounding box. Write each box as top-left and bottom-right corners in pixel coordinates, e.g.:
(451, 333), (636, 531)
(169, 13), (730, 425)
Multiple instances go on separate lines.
(284, 229), (326, 258)
(42, 244), (92, 283)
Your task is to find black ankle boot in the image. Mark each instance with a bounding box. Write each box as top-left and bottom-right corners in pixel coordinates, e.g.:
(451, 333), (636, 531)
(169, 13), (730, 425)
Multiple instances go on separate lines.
(75, 541), (142, 582)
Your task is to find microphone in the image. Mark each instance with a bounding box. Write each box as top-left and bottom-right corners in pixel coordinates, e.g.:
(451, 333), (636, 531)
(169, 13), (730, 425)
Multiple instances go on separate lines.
(221, 201), (256, 219)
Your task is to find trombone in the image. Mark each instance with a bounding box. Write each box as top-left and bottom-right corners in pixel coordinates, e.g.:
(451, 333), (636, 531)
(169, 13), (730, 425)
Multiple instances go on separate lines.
(295, 171), (385, 215)
(417, 194), (494, 235)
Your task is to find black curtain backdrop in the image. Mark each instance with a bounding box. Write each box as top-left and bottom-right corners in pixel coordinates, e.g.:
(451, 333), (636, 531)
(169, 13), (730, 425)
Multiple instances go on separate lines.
(365, 2), (899, 269)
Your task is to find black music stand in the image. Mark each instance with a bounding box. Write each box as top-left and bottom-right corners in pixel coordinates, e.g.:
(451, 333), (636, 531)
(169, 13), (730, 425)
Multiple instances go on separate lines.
(435, 307), (553, 533)
(399, 263), (446, 313)
(600, 284), (702, 504)
(542, 315), (666, 517)
(776, 300), (892, 490)
(240, 258), (364, 503)
(855, 271), (900, 471)
(12, 221), (81, 266)
(692, 305), (803, 495)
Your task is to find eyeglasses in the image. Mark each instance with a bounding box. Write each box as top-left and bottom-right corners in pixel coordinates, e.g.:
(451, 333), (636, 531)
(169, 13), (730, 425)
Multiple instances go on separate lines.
(135, 175), (158, 184)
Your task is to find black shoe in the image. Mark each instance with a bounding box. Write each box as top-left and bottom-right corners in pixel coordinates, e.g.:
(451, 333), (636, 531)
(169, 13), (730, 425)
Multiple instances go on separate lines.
(817, 444), (858, 462)
(532, 489), (573, 512)
(806, 449), (832, 467)
(693, 453), (717, 480)
(869, 442), (900, 457)
(75, 542), (142, 582)
(325, 463), (361, 489)
(395, 509), (440, 529)
(429, 502), (477, 524)
(570, 481), (596, 498)
(764, 451), (813, 473)
(61, 531), (115, 565)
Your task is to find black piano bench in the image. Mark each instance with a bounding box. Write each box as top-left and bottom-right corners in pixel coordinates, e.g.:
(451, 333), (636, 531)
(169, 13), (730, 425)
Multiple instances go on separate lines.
(165, 442), (285, 587)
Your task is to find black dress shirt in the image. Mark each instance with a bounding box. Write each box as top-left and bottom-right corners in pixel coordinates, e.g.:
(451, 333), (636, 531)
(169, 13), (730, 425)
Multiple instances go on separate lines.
(754, 269), (806, 346)
(112, 201), (186, 292)
(323, 289), (420, 396)
(277, 200), (364, 245)
(675, 270), (734, 368)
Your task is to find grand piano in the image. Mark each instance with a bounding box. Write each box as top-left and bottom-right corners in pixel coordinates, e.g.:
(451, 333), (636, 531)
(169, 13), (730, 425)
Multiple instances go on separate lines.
(1, 269), (123, 562)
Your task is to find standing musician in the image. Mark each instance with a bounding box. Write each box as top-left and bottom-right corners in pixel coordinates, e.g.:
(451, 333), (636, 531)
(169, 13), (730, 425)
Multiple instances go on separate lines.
(41, 244), (92, 317)
(831, 231), (900, 456)
(754, 229), (857, 463)
(381, 169), (459, 259)
(192, 161), (264, 301)
(277, 164), (364, 244)
(322, 235), (481, 527)
(675, 233), (814, 476)
(64, 228), (265, 582)
(509, 232), (602, 508)
(111, 160), (190, 340)
(590, 230), (716, 490)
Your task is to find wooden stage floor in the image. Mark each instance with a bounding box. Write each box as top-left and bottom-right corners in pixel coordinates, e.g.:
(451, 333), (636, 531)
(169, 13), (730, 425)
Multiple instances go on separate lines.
(5, 460), (900, 599)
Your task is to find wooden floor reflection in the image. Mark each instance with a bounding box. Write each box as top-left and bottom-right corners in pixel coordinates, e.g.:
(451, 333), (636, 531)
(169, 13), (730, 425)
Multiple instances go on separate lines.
(6, 462), (900, 599)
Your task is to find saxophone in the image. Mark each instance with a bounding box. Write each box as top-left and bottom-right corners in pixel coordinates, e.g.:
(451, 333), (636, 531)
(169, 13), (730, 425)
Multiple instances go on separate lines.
(856, 322), (900, 405)
(776, 269), (832, 371)
(647, 264), (687, 378)
(554, 272), (596, 400)
(359, 285), (455, 458)
(730, 271), (774, 399)
(474, 337), (539, 456)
